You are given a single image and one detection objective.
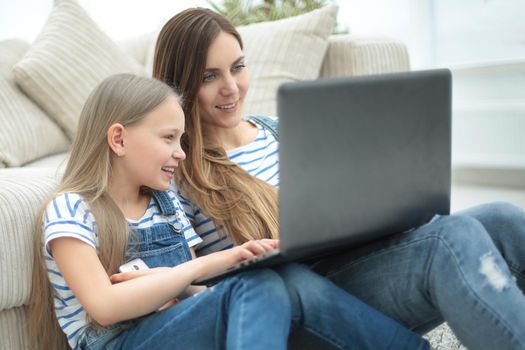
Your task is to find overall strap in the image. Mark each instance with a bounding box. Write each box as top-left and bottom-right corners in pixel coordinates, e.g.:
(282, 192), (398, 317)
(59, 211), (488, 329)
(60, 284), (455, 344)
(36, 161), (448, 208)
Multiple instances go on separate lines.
(247, 116), (279, 141)
(149, 190), (176, 216)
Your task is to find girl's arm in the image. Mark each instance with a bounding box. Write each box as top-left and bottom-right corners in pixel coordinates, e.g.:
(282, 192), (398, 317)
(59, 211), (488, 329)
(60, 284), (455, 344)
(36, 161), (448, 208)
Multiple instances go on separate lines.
(109, 248), (206, 298)
(109, 239), (279, 286)
(50, 237), (275, 326)
(180, 248), (207, 297)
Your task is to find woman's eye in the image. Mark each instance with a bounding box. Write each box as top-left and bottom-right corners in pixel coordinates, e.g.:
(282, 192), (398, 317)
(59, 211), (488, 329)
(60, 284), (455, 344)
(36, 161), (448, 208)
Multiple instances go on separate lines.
(164, 135), (174, 141)
(203, 73), (215, 82)
(232, 64), (245, 72)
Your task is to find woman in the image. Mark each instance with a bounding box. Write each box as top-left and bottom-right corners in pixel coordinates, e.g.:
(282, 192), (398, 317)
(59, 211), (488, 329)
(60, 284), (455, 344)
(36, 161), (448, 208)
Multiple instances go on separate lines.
(153, 7), (525, 350)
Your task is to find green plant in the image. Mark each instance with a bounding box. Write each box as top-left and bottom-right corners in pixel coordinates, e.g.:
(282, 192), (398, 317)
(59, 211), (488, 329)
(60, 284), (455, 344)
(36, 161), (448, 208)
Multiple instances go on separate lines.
(207, 0), (337, 26)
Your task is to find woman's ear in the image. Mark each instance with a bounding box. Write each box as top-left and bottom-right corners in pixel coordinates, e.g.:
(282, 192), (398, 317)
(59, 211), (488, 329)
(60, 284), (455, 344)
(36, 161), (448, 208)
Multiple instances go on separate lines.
(107, 123), (126, 156)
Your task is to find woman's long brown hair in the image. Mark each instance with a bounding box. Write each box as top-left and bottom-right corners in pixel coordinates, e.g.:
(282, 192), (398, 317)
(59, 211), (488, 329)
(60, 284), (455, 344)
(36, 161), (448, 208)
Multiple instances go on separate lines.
(153, 8), (278, 244)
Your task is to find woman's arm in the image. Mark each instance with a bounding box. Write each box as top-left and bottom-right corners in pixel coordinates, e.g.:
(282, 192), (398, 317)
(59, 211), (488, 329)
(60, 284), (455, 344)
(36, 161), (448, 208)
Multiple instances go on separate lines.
(50, 237), (276, 326)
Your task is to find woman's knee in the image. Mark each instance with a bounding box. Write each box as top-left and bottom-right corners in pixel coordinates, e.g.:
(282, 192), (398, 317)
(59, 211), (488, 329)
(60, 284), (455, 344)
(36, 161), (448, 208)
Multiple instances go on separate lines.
(454, 201), (525, 245)
(486, 201), (524, 217)
(420, 215), (506, 264)
(457, 201), (524, 226)
(431, 214), (488, 242)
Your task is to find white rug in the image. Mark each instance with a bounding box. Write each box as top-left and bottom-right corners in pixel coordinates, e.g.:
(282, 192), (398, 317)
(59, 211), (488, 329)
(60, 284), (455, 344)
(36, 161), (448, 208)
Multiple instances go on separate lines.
(424, 323), (467, 350)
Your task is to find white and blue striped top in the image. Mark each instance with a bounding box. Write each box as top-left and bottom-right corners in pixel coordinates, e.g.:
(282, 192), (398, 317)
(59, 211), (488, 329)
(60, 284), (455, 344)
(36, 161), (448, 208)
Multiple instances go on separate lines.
(178, 117), (279, 256)
(43, 190), (201, 349)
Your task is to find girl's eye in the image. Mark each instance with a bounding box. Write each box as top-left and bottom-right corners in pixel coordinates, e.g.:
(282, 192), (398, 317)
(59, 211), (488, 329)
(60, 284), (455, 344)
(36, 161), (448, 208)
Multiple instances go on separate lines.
(232, 64), (245, 73)
(164, 135), (174, 141)
(203, 73), (215, 82)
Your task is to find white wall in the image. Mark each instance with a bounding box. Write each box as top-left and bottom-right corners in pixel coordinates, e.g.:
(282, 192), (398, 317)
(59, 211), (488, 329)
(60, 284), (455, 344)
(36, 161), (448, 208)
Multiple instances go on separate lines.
(5, 0), (524, 66)
(0, 0), (208, 42)
(335, 0), (525, 173)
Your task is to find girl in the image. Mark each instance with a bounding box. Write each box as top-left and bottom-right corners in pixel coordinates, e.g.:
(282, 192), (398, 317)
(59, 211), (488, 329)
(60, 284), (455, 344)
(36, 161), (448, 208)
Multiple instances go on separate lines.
(152, 7), (525, 350)
(29, 74), (428, 350)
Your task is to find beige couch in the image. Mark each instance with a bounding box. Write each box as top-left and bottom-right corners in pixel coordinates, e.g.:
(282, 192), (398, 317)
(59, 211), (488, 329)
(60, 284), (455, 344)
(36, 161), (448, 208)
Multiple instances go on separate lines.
(0, 1), (413, 349)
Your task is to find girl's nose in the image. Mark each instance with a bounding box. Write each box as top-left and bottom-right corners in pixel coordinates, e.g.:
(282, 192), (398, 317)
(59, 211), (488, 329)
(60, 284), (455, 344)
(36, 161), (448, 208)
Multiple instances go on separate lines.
(173, 148), (186, 161)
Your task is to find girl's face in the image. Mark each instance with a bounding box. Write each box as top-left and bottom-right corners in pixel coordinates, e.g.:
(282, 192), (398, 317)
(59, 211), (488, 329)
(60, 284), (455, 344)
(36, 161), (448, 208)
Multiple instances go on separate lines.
(121, 96), (186, 191)
(197, 31), (249, 130)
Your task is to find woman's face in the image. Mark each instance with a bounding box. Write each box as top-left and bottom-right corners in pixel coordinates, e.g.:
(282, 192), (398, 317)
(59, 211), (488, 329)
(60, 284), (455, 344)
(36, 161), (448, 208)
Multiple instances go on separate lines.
(197, 31), (249, 130)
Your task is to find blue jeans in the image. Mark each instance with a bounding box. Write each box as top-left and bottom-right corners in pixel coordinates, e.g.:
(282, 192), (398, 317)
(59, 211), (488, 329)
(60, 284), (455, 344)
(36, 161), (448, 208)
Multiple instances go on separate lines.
(80, 269), (291, 350)
(312, 202), (525, 350)
(277, 263), (429, 350)
(80, 265), (428, 350)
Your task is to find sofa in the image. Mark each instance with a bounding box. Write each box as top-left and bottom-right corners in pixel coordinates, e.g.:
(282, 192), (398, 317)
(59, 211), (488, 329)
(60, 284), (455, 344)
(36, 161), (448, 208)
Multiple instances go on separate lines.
(1, 0), (455, 349)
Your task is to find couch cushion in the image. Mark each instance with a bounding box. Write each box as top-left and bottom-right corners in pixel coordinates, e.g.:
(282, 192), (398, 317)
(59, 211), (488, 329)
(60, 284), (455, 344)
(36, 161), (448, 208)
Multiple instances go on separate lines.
(0, 168), (60, 310)
(0, 307), (30, 350)
(13, 0), (145, 140)
(237, 5), (338, 116)
(117, 32), (155, 68)
(320, 35), (410, 78)
(23, 152), (69, 169)
(0, 39), (69, 168)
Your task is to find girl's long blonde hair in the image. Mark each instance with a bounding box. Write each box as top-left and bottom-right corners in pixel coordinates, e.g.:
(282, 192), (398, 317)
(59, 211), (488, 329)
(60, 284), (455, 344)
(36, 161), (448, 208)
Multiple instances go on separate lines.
(28, 74), (178, 349)
(153, 8), (279, 245)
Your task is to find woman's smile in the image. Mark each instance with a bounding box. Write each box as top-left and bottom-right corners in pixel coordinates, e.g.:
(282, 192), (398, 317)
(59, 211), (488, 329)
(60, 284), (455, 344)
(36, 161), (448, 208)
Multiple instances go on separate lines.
(215, 101), (238, 112)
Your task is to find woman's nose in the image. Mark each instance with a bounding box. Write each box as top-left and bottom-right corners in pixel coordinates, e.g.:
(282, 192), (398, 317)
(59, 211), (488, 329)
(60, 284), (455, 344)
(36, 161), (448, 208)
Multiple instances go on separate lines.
(221, 74), (239, 96)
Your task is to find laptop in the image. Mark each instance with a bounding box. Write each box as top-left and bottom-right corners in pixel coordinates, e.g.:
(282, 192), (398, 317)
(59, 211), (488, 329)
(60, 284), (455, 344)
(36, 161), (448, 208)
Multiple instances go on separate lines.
(193, 69), (452, 285)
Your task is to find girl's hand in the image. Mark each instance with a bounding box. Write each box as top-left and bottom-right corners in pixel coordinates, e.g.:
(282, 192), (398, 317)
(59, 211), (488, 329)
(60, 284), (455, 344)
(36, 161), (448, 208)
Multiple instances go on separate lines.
(195, 239), (280, 277)
(239, 239), (279, 256)
(255, 238), (280, 250)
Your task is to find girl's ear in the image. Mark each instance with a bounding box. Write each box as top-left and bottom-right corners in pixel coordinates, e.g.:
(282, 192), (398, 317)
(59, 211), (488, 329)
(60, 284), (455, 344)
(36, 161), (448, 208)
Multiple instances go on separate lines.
(107, 123), (126, 156)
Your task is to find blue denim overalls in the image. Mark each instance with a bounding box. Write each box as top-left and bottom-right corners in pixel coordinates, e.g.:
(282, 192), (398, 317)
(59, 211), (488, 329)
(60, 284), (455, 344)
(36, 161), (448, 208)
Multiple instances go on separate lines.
(125, 190), (193, 268)
(78, 190), (193, 350)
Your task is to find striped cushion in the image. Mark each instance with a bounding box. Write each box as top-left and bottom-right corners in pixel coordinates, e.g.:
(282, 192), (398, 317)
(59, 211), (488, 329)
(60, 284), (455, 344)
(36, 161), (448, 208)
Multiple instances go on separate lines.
(238, 5), (338, 116)
(0, 168), (60, 310)
(12, 0), (145, 140)
(0, 39), (69, 168)
(320, 35), (410, 78)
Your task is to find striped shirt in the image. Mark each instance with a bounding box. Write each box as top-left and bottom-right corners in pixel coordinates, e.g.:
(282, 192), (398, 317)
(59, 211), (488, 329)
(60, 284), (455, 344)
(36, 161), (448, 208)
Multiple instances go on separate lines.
(178, 117), (279, 256)
(43, 190), (201, 349)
